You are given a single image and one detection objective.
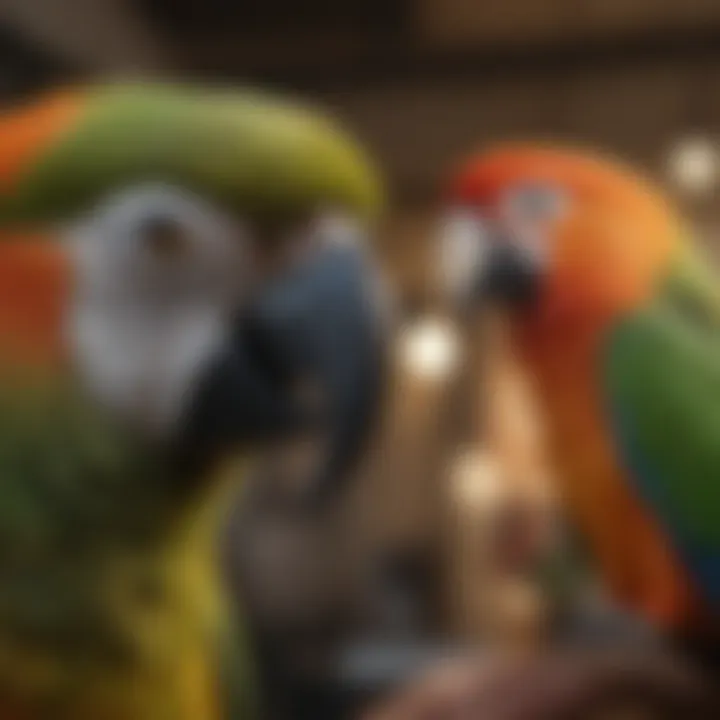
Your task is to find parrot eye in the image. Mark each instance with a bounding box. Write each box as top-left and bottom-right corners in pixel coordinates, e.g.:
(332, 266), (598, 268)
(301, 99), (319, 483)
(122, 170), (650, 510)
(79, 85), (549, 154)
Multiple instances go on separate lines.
(503, 183), (567, 225)
(69, 183), (252, 316)
(140, 216), (190, 262)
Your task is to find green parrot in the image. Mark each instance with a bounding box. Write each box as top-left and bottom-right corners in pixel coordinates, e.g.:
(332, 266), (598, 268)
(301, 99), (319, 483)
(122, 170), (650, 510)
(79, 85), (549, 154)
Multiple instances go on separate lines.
(0, 82), (385, 719)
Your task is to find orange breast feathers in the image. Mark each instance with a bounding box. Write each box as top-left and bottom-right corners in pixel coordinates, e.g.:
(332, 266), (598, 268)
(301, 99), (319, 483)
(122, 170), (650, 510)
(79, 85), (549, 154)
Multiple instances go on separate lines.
(516, 324), (703, 631)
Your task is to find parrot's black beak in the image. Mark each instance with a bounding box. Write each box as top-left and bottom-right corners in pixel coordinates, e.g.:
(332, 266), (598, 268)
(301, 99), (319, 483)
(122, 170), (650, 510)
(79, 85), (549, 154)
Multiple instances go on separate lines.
(439, 212), (541, 314)
(183, 238), (386, 506)
(477, 242), (542, 309)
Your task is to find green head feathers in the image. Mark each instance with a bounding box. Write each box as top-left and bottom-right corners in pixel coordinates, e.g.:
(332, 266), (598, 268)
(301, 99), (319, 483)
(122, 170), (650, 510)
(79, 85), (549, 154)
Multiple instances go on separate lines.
(0, 82), (382, 226)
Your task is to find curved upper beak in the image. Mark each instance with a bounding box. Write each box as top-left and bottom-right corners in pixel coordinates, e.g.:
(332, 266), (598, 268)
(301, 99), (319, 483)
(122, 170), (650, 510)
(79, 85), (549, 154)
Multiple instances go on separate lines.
(438, 212), (541, 312)
(183, 229), (387, 506)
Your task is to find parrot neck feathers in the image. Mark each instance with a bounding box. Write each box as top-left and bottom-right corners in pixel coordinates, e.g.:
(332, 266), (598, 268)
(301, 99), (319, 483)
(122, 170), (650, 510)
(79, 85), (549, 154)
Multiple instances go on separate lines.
(0, 238), (70, 370)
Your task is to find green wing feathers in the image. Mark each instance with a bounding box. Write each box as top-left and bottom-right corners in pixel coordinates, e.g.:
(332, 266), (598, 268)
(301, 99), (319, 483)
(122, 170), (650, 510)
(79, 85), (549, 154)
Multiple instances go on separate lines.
(604, 241), (720, 604)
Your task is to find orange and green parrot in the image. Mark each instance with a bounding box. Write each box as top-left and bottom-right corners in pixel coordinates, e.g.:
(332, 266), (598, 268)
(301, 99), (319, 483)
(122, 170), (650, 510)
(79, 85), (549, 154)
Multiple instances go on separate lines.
(0, 82), (386, 718)
(438, 144), (719, 645)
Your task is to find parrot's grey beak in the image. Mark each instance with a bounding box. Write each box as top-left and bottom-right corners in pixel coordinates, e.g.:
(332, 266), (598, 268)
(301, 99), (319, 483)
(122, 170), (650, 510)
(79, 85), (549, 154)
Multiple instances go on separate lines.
(183, 233), (386, 506)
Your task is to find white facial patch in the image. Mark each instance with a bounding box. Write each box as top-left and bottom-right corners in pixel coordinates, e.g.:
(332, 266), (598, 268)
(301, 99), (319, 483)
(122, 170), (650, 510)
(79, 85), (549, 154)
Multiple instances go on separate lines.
(437, 209), (489, 303)
(66, 184), (250, 439)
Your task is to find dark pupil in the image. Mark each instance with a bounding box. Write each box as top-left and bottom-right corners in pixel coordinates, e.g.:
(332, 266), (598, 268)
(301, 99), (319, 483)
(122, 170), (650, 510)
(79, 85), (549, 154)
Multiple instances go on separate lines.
(142, 217), (186, 259)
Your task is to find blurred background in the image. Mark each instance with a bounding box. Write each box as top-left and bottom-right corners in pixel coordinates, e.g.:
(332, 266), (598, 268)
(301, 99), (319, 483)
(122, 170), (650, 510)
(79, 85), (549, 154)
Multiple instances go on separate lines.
(1, 0), (719, 716)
